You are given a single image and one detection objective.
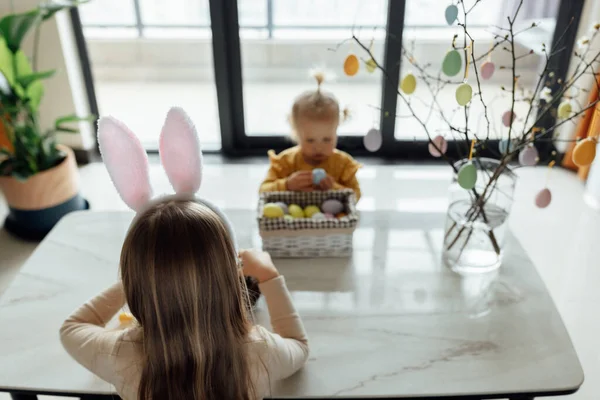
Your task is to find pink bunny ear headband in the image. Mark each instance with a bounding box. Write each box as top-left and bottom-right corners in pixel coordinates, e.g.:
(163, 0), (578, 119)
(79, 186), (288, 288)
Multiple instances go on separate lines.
(97, 107), (238, 252)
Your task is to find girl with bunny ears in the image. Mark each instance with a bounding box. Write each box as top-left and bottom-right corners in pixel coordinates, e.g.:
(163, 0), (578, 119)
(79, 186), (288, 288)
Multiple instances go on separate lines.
(59, 107), (309, 400)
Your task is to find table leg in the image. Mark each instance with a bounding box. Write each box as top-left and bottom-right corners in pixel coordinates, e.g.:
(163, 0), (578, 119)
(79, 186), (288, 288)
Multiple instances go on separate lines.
(10, 394), (38, 400)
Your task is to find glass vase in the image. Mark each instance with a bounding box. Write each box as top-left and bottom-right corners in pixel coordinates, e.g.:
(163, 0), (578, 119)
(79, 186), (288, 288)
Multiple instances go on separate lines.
(442, 157), (517, 275)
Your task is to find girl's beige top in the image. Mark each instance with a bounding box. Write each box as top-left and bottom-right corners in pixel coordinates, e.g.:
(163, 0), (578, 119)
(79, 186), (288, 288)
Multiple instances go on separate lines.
(59, 276), (309, 399)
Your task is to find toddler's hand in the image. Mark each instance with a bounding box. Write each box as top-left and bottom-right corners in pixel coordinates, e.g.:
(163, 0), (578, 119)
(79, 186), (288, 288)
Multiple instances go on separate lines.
(239, 249), (280, 283)
(319, 175), (335, 190)
(286, 171), (313, 191)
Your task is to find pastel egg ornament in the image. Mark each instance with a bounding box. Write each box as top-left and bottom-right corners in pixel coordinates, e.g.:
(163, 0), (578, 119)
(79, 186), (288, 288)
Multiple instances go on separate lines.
(535, 188), (552, 208)
(400, 73), (417, 94)
(365, 58), (377, 73)
(502, 110), (516, 127)
(304, 205), (321, 218)
(344, 54), (360, 76)
(283, 215), (294, 222)
(518, 145), (539, 166)
(445, 4), (459, 25)
(428, 135), (448, 157)
(572, 137), (597, 167)
(457, 162), (477, 190)
(263, 203), (285, 218)
(312, 212), (326, 220)
(322, 199), (344, 215)
(480, 61), (495, 80)
(312, 168), (327, 185)
(442, 50), (462, 77)
(288, 204), (304, 218)
(324, 213), (335, 219)
(363, 128), (382, 152)
(455, 83), (473, 106)
(557, 101), (573, 119)
(275, 202), (289, 214)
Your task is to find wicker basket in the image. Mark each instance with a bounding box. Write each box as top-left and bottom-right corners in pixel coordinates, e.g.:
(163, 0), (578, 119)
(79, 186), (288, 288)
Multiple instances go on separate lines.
(257, 189), (359, 258)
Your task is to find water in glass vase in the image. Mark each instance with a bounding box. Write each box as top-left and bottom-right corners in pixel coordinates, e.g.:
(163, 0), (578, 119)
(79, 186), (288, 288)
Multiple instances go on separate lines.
(443, 199), (509, 274)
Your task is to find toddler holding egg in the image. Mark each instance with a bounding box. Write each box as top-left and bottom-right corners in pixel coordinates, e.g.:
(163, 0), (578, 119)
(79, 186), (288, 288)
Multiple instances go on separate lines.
(259, 71), (362, 201)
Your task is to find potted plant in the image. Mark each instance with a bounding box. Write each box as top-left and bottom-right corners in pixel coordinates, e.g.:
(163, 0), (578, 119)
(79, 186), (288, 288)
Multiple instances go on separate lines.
(0, 0), (93, 241)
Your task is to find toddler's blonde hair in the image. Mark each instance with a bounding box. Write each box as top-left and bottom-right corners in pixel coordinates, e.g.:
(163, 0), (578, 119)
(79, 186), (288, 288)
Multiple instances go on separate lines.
(289, 70), (350, 140)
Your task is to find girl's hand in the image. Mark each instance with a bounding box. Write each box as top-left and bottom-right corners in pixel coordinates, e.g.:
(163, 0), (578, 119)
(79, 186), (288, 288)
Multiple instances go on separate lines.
(239, 249), (280, 283)
(319, 175), (335, 190)
(286, 171), (313, 191)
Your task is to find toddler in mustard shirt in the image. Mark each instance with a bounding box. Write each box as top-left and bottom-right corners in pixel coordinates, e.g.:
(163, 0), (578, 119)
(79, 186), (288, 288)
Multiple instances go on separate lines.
(260, 72), (362, 200)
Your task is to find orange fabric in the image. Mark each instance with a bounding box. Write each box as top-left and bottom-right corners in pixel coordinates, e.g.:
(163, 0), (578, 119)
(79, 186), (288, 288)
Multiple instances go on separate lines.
(562, 75), (600, 180)
(260, 146), (362, 200)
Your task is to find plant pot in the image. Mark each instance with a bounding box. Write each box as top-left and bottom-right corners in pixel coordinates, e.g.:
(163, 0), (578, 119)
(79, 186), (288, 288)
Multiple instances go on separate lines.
(0, 144), (89, 241)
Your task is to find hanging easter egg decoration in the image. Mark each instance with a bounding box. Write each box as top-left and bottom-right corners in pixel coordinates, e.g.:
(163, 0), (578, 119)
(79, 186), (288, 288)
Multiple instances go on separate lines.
(457, 162), (477, 190)
(344, 54), (359, 76)
(518, 145), (539, 166)
(480, 61), (495, 80)
(455, 83), (473, 106)
(498, 138), (516, 154)
(445, 4), (459, 25)
(557, 101), (573, 119)
(365, 58), (377, 73)
(535, 188), (552, 208)
(502, 110), (516, 127)
(364, 128), (382, 152)
(442, 50), (462, 77)
(312, 168), (327, 185)
(400, 73), (417, 94)
(572, 137), (597, 167)
(428, 135), (448, 157)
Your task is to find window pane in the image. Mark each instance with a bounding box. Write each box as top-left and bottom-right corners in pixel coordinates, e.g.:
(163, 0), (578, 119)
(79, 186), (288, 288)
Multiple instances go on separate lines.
(395, 0), (559, 141)
(79, 0), (136, 26)
(140, 0), (210, 26)
(239, 0), (388, 137)
(82, 0), (221, 150)
(238, 0), (267, 26)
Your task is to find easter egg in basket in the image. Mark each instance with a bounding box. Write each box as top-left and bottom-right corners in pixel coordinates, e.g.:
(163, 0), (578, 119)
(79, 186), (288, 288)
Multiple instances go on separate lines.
(288, 204), (304, 218)
(304, 205), (321, 218)
(263, 203), (284, 218)
(322, 199), (344, 215)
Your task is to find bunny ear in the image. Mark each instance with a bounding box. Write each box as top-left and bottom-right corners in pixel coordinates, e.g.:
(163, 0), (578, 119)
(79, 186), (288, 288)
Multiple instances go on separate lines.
(97, 116), (153, 212)
(159, 107), (203, 194)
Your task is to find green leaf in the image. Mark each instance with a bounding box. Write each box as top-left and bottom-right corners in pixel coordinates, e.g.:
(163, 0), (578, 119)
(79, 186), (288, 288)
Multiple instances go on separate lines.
(15, 50), (33, 76)
(17, 69), (55, 88)
(26, 80), (44, 111)
(0, 37), (15, 85)
(55, 113), (96, 126)
(0, 9), (41, 53)
(40, 1), (91, 21)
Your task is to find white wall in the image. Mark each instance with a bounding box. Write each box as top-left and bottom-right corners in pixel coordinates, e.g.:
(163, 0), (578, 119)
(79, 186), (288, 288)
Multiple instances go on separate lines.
(0, 0), (95, 150)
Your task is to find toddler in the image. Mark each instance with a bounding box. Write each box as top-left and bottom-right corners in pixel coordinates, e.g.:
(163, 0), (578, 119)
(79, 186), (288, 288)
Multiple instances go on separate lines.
(59, 107), (309, 400)
(260, 72), (362, 200)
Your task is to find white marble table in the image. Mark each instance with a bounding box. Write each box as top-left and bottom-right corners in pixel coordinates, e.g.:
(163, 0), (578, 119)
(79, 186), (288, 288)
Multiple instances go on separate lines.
(0, 210), (583, 399)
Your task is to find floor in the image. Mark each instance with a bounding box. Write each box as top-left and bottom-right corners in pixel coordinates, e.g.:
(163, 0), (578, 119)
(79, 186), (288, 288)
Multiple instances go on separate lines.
(1, 161), (599, 399)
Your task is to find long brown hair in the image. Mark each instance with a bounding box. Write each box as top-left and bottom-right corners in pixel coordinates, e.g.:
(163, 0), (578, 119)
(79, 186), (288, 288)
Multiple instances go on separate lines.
(120, 199), (255, 400)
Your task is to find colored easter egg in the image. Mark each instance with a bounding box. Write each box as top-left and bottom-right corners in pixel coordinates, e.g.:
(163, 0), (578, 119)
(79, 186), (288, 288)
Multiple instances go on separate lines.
(364, 128), (382, 152)
(455, 83), (473, 106)
(288, 204), (304, 218)
(480, 61), (495, 80)
(498, 138), (516, 154)
(572, 138), (597, 167)
(558, 101), (572, 119)
(304, 205), (321, 218)
(263, 203), (284, 218)
(312, 168), (326, 185)
(428, 135), (448, 157)
(312, 212), (326, 220)
(445, 4), (459, 25)
(502, 110), (516, 127)
(325, 213), (335, 219)
(535, 188), (552, 208)
(442, 50), (462, 77)
(275, 202), (289, 214)
(336, 212), (347, 219)
(457, 162), (477, 190)
(344, 54), (359, 76)
(518, 145), (539, 166)
(283, 215), (294, 222)
(400, 73), (417, 94)
(322, 199), (344, 215)
(365, 58), (377, 73)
